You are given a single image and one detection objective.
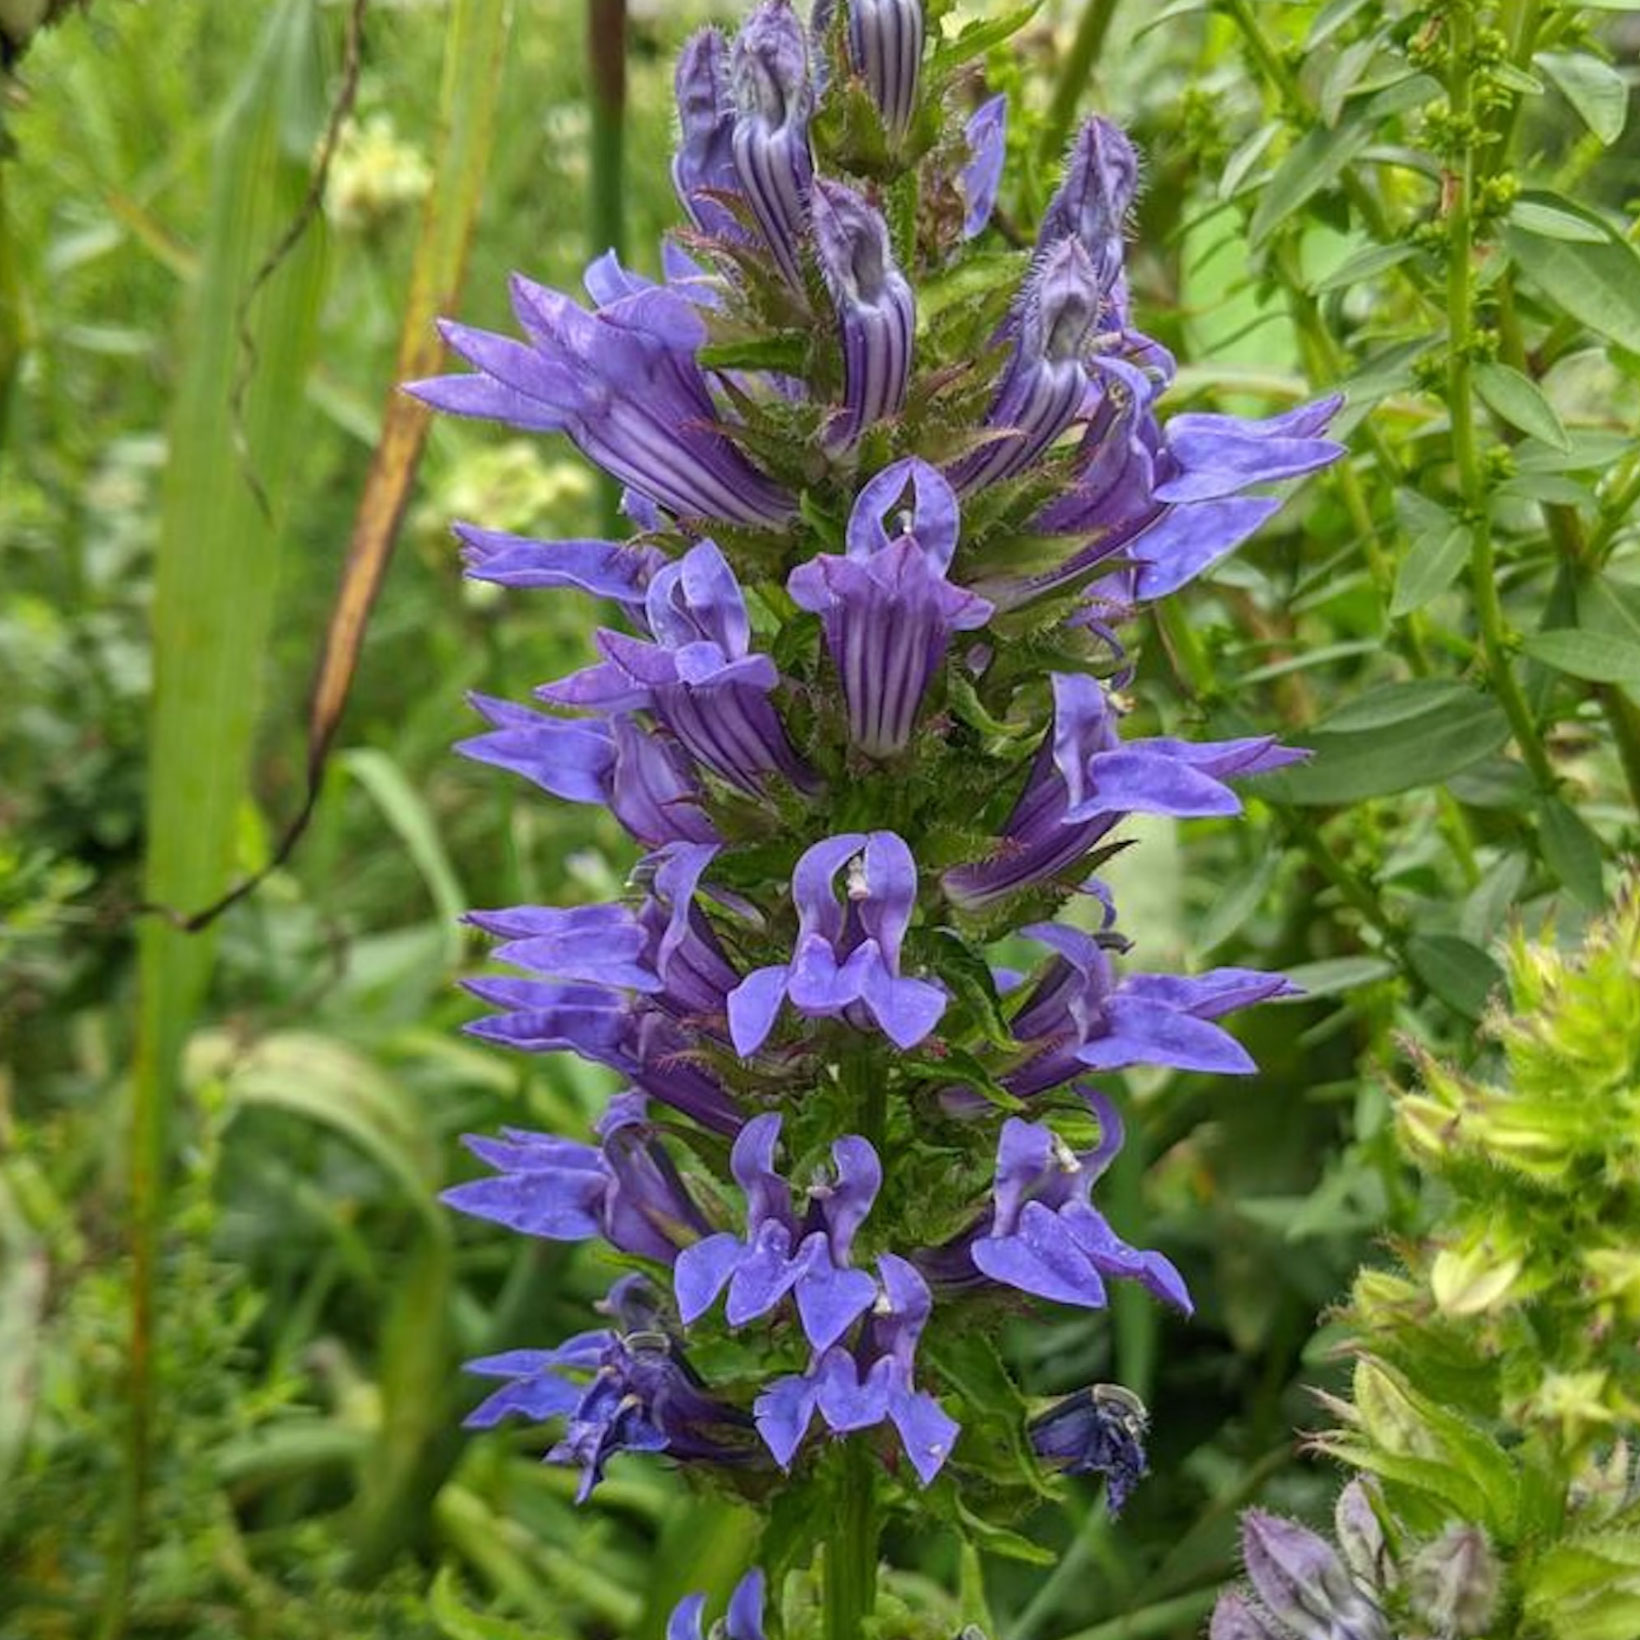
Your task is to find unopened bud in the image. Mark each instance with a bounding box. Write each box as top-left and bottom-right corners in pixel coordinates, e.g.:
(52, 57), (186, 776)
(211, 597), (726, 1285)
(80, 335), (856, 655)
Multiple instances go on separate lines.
(1334, 1480), (1395, 1596)
(1241, 1510), (1391, 1640)
(1408, 1524), (1499, 1638)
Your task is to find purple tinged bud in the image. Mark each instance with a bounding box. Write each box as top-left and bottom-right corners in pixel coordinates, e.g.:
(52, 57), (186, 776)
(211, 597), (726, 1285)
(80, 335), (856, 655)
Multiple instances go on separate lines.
(1240, 1510), (1392, 1640)
(948, 237), (1106, 494)
(673, 29), (743, 238)
(1209, 1591), (1290, 1640)
(667, 1569), (767, 1640)
(811, 179), (914, 445)
(731, 2), (815, 287)
(960, 94), (1008, 239)
(1334, 1480), (1393, 1596)
(1038, 116), (1140, 290)
(1408, 1525), (1498, 1639)
(847, 0), (924, 139)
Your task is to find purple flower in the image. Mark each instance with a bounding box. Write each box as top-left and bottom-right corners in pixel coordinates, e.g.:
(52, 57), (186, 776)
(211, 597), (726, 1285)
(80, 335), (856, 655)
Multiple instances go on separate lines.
(541, 540), (816, 795)
(846, 0), (924, 139)
(968, 1112), (1192, 1313)
(731, 2), (815, 288)
(1037, 391), (1346, 606)
(463, 1278), (754, 1501)
(443, 1092), (706, 1264)
(943, 673), (1305, 909)
(754, 1253), (959, 1484)
(673, 29), (744, 239)
(1002, 922), (1296, 1094)
(728, 830), (947, 1054)
(407, 269), (792, 528)
(1217, 1510), (1393, 1640)
(948, 237), (1106, 494)
(458, 695), (719, 847)
(675, 1111), (881, 1351)
(960, 94), (1007, 240)
(455, 526), (666, 610)
(788, 460), (992, 756)
(811, 179), (915, 447)
(669, 1569), (768, 1640)
(1030, 1383), (1150, 1516)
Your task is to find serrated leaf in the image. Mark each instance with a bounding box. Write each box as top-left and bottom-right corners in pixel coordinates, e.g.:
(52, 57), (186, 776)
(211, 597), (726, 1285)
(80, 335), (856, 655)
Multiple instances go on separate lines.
(1537, 51), (1629, 144)
(1472, 361), (1570, 450)
(1522, 628), (1640, 684)
(1264, 682), (1512, 804)
(1392, 522), (1469, 616)
(1538, 796), (1606, 909)
(1406, 933), (1504, 1019)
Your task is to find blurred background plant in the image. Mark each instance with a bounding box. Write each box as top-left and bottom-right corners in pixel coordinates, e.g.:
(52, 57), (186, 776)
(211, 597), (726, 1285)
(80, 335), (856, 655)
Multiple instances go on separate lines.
(0, 0), (1637, 1637)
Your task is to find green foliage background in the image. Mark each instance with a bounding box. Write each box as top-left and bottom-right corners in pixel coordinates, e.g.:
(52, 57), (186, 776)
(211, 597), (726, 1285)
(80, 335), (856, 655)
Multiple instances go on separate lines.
(2, 1), (1638, 1637)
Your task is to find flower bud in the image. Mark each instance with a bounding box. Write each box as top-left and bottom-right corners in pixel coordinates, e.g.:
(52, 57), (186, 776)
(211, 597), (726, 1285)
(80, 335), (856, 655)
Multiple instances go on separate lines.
(673, 29), (740, 237)
(811, 177), (914, 443)
(1333, 1480), (1395, 1597)
(1240, 1510), (1391, 1640)
(1208, 1591), (1288, 1640)
(846, 0), (924, 139)
(1408, 1524), (1499, 1639)
(731, 1), (816, 287)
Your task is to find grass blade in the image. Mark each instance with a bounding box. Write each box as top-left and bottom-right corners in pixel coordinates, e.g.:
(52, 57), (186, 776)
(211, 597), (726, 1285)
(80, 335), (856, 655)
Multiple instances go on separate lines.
(111, 3), (330, 1632)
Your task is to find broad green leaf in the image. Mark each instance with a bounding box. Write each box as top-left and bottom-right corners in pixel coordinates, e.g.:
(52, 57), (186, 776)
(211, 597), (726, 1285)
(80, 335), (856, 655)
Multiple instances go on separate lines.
(1406, 933), (1504, 1019)
(1537, 51), (1629, 144)
(1507, 194), (1640, 354)
(1522, 628), (1640, 685)
(1539, 797), (1606, 909)
(1459, 852), (1530, 944)
(1576, 572), (1640, 647)
(1392, 522), (1469, 616)
(1472, 361), (1570, 450)
(1265, 682), (1512, 804)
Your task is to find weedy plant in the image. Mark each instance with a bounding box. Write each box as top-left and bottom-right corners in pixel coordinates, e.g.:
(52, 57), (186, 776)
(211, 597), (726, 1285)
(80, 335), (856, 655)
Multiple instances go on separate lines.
(412, 1), (1345, 1633)
(1214, 884), (1640, 1640)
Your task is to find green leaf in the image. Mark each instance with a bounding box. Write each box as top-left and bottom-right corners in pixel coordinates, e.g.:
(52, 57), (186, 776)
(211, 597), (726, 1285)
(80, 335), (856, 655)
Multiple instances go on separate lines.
(1507, 194), (1640, 354)
(930, 0), (1044, 72)
(1249, 120), (1374, 248)
(1281, 955), (1398, 997)
(1472, 361), (1570, 449)
(430, 1566), (560, 1640)
(1510, 199), (1609, 243)
(1195, 851), (1279, 956)
(343, 747), (467, 961)
(1538, 797), (1606, 909)
(1522, 628), (1640, 685)
(196, 1029), (443, 1217)
(1392, 522), (1469, 616)
(1264, 682), (1512, 804)
(1406, 933), (1504, 1019)
(1310, 241), (1418, 294)
(1536, 51), (1629, 144)
(0, 1171), (45, 1498)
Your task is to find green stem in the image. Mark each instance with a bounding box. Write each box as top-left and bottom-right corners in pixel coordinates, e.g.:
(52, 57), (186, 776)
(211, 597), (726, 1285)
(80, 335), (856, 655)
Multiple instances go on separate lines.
(826, 1440), (879, 1640)
(1444, 4), (1556, 795)
(587, 0), (627, 535)
(1039, 0), (1120, 160)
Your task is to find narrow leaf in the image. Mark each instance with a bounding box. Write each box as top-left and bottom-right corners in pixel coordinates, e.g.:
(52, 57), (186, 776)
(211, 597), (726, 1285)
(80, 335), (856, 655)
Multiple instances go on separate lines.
(1522, 628), (1640, 685)
(1507, 196), (1640, 355)
(1536, 51), (1629, 144)
(1392, 522), (1469, 616)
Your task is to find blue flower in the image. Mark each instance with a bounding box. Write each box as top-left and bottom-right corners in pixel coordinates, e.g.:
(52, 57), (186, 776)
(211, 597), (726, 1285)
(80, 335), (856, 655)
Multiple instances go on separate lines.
(674, 1111), (881, 1351)
(668, 1569), (767, 1640)
(1030, 1383), (1151, 1516)
(788, 460), (991, 757)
